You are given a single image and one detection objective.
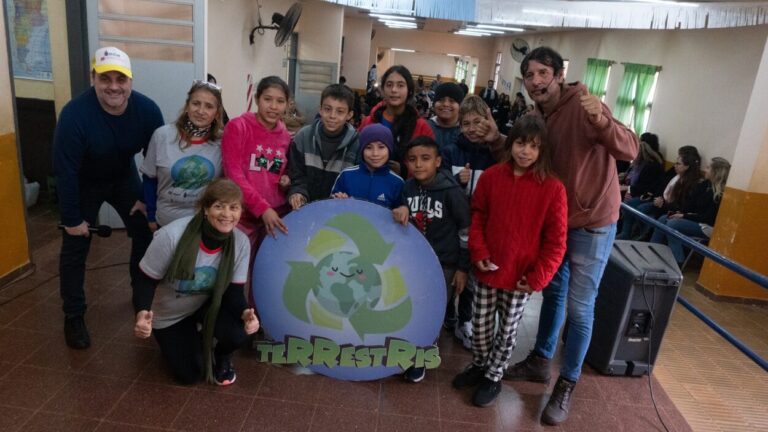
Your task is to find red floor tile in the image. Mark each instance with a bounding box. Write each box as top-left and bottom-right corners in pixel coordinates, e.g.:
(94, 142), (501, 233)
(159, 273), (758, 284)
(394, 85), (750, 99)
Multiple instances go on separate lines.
(0, 365), (75, 410)
(0, 404), (34, 432)
(437, 381), (498, 425)
(170, 389), (253, 431)
(24, 334), (103, 372)
(41, 374), (132, 419)
(257, 365), (326, 404)
(21, 412), (100, 432)
(241, 398), (314, 432)
(80, 342), (155, 381)
(106, 382), (192, 428)
(377, 414), (441, 432)
(314, 377), (381, 411)
(379, 377), (440, 418)
(0, 327), (49, 365)
(309, 406), (378, 432)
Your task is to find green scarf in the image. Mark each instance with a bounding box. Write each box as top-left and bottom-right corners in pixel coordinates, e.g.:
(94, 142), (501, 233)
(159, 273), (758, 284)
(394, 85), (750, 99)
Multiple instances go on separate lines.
(166, 212), (235, 383)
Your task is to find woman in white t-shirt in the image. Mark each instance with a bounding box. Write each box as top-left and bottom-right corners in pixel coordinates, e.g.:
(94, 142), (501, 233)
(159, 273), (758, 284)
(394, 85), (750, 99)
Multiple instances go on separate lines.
(141, 80), (225, 230)
(133, 178), (259, 386)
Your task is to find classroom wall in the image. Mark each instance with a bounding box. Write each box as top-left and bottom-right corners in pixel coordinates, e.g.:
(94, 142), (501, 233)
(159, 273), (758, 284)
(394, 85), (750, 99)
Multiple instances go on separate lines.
(369, 27), (495, 89)
(392, 50), (458, 81)
(494, 25), (768, 164)
(295, 0), (343, 69)
(341, 16), (372, 90)
(206, 0), (289, 118)
(0, 5), (32, 284)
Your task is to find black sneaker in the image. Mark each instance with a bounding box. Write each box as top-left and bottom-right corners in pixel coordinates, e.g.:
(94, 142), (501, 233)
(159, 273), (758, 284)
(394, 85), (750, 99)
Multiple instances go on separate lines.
(541, 376), (576, 425)
(213, 354), (237, 386)
(472, 377), (501, 407)
(452, 364), (485, 389)
(403, 366), (426, 383)
(442, 318), (457, 332)
(64, 315), (91, 349)
(503, 351), (551, 383)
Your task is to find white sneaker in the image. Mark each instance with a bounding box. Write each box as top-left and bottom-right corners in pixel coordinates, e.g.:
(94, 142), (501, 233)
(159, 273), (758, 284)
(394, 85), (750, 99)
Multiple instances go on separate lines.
(454, 321), (472, 350)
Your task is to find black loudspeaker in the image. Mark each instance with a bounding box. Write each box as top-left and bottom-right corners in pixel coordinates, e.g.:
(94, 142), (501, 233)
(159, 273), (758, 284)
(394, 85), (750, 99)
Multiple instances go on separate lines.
(586, 240), (682, 376)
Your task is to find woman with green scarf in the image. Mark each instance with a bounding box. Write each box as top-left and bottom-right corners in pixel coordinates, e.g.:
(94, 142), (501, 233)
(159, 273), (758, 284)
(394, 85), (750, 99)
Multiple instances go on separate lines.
(133, 178), (259, 385)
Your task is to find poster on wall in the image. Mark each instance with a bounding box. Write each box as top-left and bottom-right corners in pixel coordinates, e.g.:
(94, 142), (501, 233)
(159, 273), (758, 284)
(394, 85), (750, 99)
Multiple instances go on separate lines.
(252, 199), (446, 381)
(4, 0), (52, 81)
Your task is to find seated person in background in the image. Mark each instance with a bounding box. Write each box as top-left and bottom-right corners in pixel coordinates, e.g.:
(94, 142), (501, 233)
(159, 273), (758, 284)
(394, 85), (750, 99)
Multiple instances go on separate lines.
(616, 140), (664, 239)
(142, 80), (224, 231)
(331, 124), (406, 212)
(619, 147), (701, 240)
(133, 179), (259, 386)
(287, 84), (359, 210)
(283, 99), (305, 136)
(650, 157), (731, 264)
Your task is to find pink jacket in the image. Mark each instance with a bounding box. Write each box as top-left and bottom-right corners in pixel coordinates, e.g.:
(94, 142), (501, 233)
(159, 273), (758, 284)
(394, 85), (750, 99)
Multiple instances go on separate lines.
(222, 113), (291, 218)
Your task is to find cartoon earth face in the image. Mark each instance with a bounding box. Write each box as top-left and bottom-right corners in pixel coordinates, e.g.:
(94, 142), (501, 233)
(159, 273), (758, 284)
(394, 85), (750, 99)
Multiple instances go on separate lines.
(313, 251), (382, 318)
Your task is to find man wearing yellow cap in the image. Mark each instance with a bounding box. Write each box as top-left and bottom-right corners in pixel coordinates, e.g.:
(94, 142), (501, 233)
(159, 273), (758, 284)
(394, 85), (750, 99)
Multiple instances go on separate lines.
(53, 47), (164, 349)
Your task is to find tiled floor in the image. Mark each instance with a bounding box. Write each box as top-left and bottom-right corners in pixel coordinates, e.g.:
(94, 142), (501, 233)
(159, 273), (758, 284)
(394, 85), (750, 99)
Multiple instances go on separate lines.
(0, 200), (761, 431)
(653, 270), (768, 432)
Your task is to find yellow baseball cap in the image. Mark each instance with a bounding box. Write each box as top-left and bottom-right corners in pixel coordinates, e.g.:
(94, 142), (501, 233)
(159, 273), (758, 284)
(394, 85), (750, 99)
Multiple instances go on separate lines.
(92, 47), (132, 79)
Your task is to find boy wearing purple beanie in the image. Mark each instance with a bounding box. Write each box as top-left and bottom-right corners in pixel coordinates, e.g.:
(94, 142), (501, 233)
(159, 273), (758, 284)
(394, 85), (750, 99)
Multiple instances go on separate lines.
(331, 124), (406, 211)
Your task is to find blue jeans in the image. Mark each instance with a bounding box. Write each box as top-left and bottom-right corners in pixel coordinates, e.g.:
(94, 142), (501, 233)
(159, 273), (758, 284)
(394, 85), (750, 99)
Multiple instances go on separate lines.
(534, 223), (616, 382)
(618, 198), (656, 239)
(650, 216), (705, 263)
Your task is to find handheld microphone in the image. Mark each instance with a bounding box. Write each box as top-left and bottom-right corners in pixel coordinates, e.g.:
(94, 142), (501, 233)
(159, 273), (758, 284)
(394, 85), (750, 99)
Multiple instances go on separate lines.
(57, 224), (113, 238)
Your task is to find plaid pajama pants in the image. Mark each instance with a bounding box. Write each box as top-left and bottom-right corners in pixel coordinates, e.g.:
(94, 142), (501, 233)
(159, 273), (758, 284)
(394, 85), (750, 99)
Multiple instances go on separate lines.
(471, 281), (531, 382)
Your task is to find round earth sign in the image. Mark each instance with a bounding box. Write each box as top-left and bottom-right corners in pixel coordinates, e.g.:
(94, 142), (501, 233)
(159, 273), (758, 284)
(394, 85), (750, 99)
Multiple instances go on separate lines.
(252, 199), (446, 380)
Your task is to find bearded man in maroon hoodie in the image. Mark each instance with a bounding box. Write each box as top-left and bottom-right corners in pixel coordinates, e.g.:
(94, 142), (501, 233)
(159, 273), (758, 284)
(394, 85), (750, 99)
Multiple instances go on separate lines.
(504, 47), (639, 426)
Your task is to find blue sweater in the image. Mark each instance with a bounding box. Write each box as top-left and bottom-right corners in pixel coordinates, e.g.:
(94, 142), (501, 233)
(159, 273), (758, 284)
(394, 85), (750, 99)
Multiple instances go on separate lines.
(53, 87), (164, 226)
(330, 164), (404, 209)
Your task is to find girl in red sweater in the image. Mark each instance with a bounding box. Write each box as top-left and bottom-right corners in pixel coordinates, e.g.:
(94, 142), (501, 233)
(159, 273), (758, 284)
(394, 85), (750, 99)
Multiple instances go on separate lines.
(452, 116), (568, 407)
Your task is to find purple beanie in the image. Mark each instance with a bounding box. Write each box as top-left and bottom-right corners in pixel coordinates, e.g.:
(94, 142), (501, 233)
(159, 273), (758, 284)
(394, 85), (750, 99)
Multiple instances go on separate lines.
(359, 123), (394, 159)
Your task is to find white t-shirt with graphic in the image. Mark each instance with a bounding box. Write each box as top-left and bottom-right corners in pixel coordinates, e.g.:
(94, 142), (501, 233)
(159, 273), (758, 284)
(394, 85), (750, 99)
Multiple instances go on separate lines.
(139, 216), (250, 329)
(141, 124), (223, 226)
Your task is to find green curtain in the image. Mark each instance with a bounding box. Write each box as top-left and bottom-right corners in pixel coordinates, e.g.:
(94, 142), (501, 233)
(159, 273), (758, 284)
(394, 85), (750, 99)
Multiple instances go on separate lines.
(583, 58), (612, 98)
(632, 64), (659, 134)
(614, 63), (659, 133)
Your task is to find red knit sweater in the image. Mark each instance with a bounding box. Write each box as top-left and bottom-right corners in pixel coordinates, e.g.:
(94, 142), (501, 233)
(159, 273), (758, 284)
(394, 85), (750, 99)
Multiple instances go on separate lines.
(469, 163), (568, 291)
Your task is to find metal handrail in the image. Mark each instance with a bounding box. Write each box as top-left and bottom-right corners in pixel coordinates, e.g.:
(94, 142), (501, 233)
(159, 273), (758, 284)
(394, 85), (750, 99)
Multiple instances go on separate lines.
(621, 203), (768, 290)
(621, 202), (768, 372)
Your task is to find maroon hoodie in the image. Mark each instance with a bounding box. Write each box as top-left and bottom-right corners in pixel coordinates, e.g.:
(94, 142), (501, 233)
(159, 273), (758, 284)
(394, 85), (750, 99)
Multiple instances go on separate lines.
(541, 82), (638, 229)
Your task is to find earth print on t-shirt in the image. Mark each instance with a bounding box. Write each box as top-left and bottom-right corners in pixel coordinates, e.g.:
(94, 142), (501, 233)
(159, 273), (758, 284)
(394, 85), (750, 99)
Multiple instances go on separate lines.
(171, 155), (216, 189)
(176, 265), (217, 295)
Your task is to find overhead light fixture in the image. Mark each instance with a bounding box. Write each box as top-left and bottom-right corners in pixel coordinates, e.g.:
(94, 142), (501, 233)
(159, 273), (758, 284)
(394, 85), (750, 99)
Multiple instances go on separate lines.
(370, 13), (416, 21)
(446, 53), (463, 57)
(385, 23), (417, 29)
(455, 30), (490, 37)
(494, 19), (552, 27)
(475, 24), (525, 32)
(391, 48), (415, 53)
(467, 27), (506, 34)
(632, 0), (699, 6)
(523, 9), (600, 20)
(381, 19), (416, 26)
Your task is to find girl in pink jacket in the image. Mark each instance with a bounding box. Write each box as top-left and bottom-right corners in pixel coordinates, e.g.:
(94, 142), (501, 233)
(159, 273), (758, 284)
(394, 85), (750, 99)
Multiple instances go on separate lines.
(222, 76), (292, 245)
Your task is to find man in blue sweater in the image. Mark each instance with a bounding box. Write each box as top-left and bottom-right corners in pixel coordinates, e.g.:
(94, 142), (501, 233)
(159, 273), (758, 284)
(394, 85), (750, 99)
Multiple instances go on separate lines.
(53, 47), (164, 349)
